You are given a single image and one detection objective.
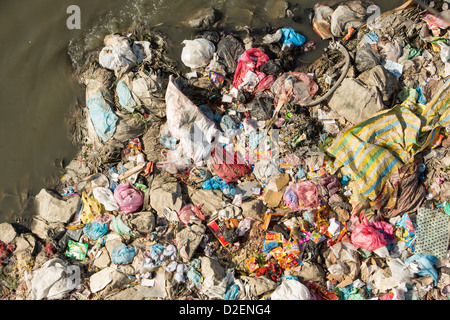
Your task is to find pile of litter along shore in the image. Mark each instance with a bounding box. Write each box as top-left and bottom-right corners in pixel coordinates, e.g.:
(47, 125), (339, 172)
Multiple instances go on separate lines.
(1, 0), (450, 300)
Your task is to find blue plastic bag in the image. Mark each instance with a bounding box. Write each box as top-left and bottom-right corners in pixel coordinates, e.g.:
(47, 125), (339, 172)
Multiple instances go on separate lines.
(281, 28), (306, 47)
(202, 176), (236, 197)
(416, 86), (427, 105)
(224, 284), (240, 300)
(186, 267), (202, 283)
(404, 254), (440, 285)
(111, 243), (136, 265)
(249, 131), (264, 150)
(116, 80), (136, 113)
(262, 240), (280, 253)
(295, 167), (306, 181)
(150, 243), (165, 262)
(83, 222), (108, 240)
(86, 92), (118, 142)
(220, 114), (238, 136)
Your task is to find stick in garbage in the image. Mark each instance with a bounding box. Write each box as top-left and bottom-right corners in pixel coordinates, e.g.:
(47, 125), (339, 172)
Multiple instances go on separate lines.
(118, 162), (146, 181)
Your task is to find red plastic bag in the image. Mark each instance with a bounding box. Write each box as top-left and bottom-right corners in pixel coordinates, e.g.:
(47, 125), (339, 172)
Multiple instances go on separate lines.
(350, 213), (390, 251)
(232, 48), (274, 91)
(208, 148), (252, 183)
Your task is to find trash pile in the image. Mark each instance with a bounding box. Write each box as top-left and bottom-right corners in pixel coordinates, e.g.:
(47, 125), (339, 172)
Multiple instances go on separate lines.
(1, 1), (450, 301)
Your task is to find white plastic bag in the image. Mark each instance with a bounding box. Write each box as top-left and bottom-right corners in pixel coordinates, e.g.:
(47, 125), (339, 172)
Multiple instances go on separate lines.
(30, 259), (77, 300)
(253, 159), (280, 184)
(158, 75), (220, 173)
(99, 34), (137, 71)
(181, 39), (215, 69)
(270, 279), (312, 300)
(93, 187), (119, 212)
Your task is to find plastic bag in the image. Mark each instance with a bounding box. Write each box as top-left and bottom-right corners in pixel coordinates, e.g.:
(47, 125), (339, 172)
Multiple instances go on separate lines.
(181, 39), (215, 69)
(253, 159), (280, 185)
(312, 5), (334, 39)
(216, 35), (245, 74)
(404, 254), (440, 286)
(224, 283), (240, 300)
(99, 34), (137, 71)
(159, 75), (219, 173)
(93, 187), (119, 212)
(208, 148), (252, 184)
(110, 215), (133, 236)
(83, 221), (108, 240)
(30, 258), (77, 300)
(220, 114), (238, 136)
(110, 243), (136, 265)
(116, 77), (136, 113)
(85, 79), (119, 142)
(232, 48), (275, 91)
(283, 181), (320, 211)
(202, 176), (236, 196)
(270, 279), (312, 300)
(113, 183), (144, 214)
(280, 28), (306, 47)
(271, 72), (318, 108)
(80, 192), (103, 224)
(351, 213), (389, 251)
(177, 204), (205, 225)
(330, 2), (368, 38)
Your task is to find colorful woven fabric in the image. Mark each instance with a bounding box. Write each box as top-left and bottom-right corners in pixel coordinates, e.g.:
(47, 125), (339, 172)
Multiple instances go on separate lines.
(327, 80), (450, 199)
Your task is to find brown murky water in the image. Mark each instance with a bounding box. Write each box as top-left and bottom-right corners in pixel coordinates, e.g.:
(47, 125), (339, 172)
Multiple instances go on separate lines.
(0, 0), (404, 222)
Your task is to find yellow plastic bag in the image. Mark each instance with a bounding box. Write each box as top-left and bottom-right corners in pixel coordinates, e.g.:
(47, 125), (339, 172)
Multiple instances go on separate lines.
(80, 192), (103, 224)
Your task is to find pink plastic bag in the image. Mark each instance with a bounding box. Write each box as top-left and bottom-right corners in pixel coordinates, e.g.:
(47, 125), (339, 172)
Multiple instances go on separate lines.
(113, 183), (144, 214)
(351, 213), (391, 251)
(178, 204), (205, 225)
(283, 181), (320, 211)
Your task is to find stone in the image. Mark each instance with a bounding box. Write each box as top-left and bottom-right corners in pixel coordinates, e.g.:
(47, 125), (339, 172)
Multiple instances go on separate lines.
(0, 223), (17, 244)
(104, 233), (124, 256)
(105, 286), (141, 300)
(175, 223), (206, 263)
(149, 174), (183, 217)
(188, 187), (223, 214)
(239, 275), (278, 298)
(200, 256), (225, 283)
(93, 247), (111, 269)
(124, 211), (156, 235)
(96, 269), (132, 298)
(34, 188), (80, 224)
(13, 234), (36, 253)
(90, 267), (114, 293)
(240, 199), (266, 220)
(29, 217), (65, 241)
(62, 158), (91, 185)
(357, 65), (399, 103)
(186, 8), (218, 29)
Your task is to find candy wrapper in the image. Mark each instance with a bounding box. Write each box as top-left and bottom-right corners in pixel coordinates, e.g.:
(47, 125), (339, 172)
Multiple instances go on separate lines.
(265, 232), (282, 243)
(65, 240), (88, 261)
